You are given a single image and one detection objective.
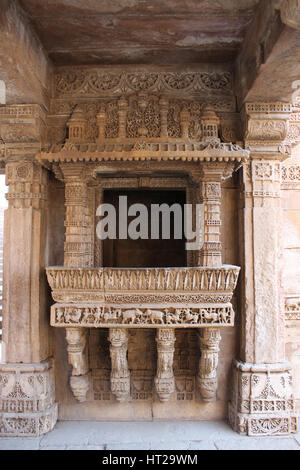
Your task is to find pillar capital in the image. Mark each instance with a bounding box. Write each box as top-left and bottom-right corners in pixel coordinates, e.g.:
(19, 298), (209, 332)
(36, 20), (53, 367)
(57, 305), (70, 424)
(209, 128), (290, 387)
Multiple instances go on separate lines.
(243, 102), (293, 160)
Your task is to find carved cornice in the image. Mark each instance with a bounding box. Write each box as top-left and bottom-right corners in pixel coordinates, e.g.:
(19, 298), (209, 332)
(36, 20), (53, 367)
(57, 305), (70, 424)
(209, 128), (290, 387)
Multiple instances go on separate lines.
(280, 0), (300, 30)
(37, 140), (248, 166)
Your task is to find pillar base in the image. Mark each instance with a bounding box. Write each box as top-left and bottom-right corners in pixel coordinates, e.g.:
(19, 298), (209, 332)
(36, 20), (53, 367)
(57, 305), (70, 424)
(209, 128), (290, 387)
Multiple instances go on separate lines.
(0, 360), (58, 437)
(228, 360), (298, 436)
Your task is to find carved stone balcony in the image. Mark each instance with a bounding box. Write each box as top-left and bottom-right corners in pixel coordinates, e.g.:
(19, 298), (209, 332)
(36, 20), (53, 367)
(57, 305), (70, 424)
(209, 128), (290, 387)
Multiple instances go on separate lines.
(46, 265), (240, 328)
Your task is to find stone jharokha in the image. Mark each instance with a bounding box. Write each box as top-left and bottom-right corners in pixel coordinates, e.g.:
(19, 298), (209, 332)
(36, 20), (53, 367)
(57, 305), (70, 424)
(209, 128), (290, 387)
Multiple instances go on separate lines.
(0, 60), (299, 437)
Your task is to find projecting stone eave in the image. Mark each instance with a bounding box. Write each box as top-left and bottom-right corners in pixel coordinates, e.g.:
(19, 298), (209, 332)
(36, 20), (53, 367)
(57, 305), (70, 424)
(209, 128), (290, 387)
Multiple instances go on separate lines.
(36, 139), (249, 166)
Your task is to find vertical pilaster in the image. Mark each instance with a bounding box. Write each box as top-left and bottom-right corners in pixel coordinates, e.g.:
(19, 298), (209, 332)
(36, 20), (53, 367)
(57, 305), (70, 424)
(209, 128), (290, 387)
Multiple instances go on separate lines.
(0, 116), (57, 436)
(229, 102), (298, 435)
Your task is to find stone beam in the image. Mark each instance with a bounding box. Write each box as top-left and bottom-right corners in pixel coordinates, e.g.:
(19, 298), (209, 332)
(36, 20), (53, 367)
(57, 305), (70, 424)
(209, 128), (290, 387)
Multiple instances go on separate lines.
(0, 0), (52, 107)
(236, 0), (300, 107)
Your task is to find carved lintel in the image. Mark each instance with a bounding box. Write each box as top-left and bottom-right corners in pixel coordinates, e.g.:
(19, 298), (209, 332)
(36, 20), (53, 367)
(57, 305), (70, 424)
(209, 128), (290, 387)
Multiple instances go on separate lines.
(108, 328), (130, 402)
(155, 329), (176, 402)
(197, 327), (221, 401)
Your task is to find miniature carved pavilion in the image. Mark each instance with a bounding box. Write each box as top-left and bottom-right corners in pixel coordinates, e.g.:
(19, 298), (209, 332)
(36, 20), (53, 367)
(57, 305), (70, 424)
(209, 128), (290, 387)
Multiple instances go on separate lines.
(0, 0), (300, 437)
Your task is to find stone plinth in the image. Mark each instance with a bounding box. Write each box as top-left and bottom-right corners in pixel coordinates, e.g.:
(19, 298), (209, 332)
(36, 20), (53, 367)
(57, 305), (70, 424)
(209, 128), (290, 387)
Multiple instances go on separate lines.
(228, 361), (298, 436)
(0, 361), (57, 437)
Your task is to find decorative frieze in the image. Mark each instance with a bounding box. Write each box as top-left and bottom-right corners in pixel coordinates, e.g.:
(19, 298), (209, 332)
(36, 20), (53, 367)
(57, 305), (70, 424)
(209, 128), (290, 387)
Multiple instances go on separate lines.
(229, 361), (298, 436)
(155, 329), (176, 402)
(51, 304), (234, 328)
(280, 162), (300, 190)
(53, 70), (233, 98)
(197, 328), (221, 401)
(0, 362), (57, 437)
(285, 296), (300, 320)
(108, 329), (130, 402)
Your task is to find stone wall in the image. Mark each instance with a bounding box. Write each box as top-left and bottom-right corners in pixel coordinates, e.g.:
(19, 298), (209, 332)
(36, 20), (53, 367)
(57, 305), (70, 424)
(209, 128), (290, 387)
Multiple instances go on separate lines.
(282, 142), (300, 412)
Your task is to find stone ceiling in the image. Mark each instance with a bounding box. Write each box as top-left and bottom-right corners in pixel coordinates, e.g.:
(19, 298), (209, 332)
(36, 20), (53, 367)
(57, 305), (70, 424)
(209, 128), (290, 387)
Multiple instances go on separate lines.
(19, 0), (260, 65)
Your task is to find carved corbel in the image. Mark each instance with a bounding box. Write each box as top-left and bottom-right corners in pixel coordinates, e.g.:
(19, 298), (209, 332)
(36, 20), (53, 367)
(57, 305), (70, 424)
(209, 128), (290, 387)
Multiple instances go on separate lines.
(108, 328), (130, 402)
(65, 327), (89, 402)
(154, 329), (176, 402)
(197, 327), (221, 401)
(280, 0), (300, 30)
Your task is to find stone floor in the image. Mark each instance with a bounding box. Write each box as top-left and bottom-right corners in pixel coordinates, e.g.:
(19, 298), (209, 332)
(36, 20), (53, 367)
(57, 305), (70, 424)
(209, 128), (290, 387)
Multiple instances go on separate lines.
(0, 420), (300, 450)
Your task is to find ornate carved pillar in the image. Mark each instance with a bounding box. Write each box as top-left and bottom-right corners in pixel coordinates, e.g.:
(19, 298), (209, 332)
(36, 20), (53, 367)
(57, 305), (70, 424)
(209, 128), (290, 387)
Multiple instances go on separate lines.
(0, 104), (57, 436)
(59, 163), (92, 401)
(229, 102), (298, 435)
(154, 329), (176, 402)
(197, 328), (221, 401)
(108, 328), (130, 402)
(63, 172), (93, 268)
(192, 164), (225, 401)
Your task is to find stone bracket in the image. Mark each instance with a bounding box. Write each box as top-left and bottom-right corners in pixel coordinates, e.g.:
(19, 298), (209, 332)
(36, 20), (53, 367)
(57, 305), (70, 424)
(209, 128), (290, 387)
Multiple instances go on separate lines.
(155, 329), (176, 402)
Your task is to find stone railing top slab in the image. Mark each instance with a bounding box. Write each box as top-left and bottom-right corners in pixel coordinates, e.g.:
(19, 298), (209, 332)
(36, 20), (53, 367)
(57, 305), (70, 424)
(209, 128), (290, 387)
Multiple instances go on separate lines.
(47, 266), (240, 328)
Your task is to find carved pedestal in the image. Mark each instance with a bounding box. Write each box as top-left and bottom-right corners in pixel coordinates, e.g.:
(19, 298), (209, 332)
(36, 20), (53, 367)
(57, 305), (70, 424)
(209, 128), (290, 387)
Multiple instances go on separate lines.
(108, 328), (130, 402)
(65, 328), (89, 402)
(155, 329), (176, 402)
(0, 361), (57, 437)
(229, 361), (298, 436)
(197, 328), (221, 401)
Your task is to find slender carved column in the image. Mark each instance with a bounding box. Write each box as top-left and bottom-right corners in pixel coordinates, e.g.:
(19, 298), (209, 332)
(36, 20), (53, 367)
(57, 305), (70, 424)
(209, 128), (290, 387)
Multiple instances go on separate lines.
(65, 328), (89, 402)
(64, 179), (92, 268)
(94, 185), (103, 267)
(118, 97), (128, 139)
(180, 107), (190, 140)
(155, 329), (175, 402)
(108, 328), (130, 402)
(229, 102), (298, 435)
(200, 165), (223, 268)
(59, 163), (92, 400)
(197, 328), (221, 401)
(96, 104), (106, 141)
(159, 96), (168, 139)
